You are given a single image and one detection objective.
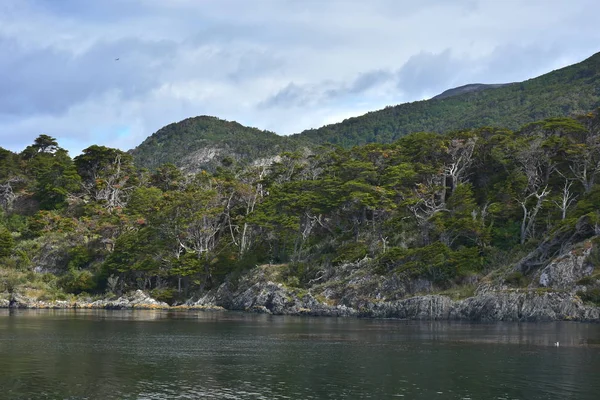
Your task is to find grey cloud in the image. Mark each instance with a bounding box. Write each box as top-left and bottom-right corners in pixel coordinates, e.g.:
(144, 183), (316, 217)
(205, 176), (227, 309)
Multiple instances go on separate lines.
(261, 69), (396, 109)
(342, 70), (395, 95)
(0, 36), (177, 118)
(260, 83), (315, 108)
(395, 50), (466, 99)
(2, 0), (600, 156)
(30, 0), (155, 23)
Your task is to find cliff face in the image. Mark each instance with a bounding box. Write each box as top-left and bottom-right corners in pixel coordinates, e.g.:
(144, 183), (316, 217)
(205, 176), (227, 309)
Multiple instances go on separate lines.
(190, 237), (600, 321)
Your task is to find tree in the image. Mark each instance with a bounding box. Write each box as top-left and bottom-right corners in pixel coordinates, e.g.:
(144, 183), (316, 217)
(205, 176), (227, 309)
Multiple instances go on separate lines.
(552, 179), (577, 220)
(513, 137), (555, 244)
(150, 163), (184, 192)
(21, 135), (59, 159)
(35, 149), (81, 209)
(0, 226), (14, 257)
(444, 134), (477, 194)
(75, 146), (137, 211)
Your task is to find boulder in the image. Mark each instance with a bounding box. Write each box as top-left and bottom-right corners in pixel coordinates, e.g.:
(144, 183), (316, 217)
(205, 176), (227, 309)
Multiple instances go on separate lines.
(537, 243), (594, 290)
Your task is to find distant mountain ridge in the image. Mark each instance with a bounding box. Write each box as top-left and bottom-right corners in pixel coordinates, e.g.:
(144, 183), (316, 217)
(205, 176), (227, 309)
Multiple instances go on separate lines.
(431, 83), (514, 100)
(132, 51), (600, 171)
(293, 51), (600, 147)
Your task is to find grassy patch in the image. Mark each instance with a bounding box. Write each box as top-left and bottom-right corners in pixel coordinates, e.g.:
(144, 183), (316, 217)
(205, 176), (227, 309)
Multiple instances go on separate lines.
(437, 285), (476, 300)
(504, 271), (530, 287)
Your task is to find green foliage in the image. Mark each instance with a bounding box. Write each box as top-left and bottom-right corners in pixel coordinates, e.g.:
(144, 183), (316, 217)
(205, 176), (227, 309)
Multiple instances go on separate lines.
(578, 288), (600, 306)
(4, 90), (600, 303)
(0, 268), (26, 293)
(0, 226), (14, 257)
(35, 149), (81, 209)
(67, 245), (93, 271)
(150, 287), (177, 304)
(131, 116), (309, 172)
(504, 271), (528, 287)
(59, 269), (96, 294)
(332, 242), (369, 265)
(298, 52), (600, 148)
(585, 242), (600, 269)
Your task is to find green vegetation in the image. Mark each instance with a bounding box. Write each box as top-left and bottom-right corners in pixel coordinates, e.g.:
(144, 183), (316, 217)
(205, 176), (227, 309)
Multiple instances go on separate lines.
(578, 288), (600, 306)
(293, 52), (600, 147)
(131, 116), (310, 172)
(131, 53), (600, 178)
(1, 108), (600, 302)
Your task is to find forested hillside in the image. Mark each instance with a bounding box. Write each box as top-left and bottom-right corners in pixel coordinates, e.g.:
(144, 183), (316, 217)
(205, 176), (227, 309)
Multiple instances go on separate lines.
(131, 116), (309, 172)
(131, 52), (600, 174)
(431, 83), (513, 100)
(294, 51), (600, 147)
(1, 111), (600, 308)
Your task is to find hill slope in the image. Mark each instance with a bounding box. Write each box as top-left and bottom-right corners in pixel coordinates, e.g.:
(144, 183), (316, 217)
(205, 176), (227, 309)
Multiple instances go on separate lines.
(431, 83), (514, 100)
(294, 51), (600, 146)
(131, 51), (600, 171)
(131, 116), (307, 172)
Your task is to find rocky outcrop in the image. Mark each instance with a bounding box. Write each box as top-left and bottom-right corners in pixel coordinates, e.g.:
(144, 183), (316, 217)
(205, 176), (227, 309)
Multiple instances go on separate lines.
(362, 295), (455, 319)
(87, 290), (169, 309)
(536, 242), (594, 289)
(453, 291), (599, 321)
(516, 215), (596, 275)
(184, 235), (600, 321)
(356, 291), (599, 321)
(3, 286), (599, 322)
(193, 280), (355, 317)
(5, 292), (76, 309)
(0, 290), (170, 310)
(3, 235), (598, 321)
(190, 274), (600, 322)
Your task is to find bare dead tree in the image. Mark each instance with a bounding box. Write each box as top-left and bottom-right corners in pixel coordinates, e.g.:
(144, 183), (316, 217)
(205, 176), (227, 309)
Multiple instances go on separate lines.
(518, 186), (551, 244)
(552, 179), (578, 220)
(445, 137), (477, 193)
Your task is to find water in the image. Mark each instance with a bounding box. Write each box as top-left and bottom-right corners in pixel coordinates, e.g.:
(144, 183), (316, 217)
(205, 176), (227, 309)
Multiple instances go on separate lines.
(1, 310), (599, 399)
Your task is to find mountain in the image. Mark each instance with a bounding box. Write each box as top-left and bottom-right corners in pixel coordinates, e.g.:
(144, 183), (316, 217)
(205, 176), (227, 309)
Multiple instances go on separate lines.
(431, 83), (514, 100)
(131, 51), (600, 171)
(293, 51), (600, 147)
(130, 116), (308, 172)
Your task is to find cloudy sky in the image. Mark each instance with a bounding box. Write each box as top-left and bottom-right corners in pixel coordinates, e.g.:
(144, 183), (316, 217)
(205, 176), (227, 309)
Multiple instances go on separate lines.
(1, 0), (600, 155)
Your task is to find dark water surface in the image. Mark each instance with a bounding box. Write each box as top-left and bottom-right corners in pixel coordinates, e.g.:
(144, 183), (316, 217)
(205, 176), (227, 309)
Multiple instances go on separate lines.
(1, 310), (599, 399)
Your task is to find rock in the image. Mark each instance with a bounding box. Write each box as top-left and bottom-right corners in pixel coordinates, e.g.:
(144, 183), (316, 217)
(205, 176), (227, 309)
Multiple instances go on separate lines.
(537, 243), (594, 290)
(454, 291), (598, 321)
(356, 290), (600, 322)
(8, 293), (33, 308)
(193, 277), (357, 317)
(362, 295), (454, 319)
(84, 290), (168, 309)
(515, 215), (596, 275)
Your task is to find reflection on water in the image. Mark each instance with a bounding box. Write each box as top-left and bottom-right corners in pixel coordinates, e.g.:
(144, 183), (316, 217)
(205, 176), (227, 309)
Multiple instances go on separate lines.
(1, 310), (599, 399)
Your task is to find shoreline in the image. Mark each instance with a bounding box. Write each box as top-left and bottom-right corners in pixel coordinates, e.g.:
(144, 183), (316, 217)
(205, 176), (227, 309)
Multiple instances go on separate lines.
(2, 288), (599, 322)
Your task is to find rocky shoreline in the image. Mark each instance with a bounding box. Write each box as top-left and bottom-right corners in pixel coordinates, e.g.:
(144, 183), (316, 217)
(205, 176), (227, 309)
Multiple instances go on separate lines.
(0, 290), (224, 311)
(188, 279), (600, 322)
(3, 236), (599, 322)
(4, 285), (597, 323)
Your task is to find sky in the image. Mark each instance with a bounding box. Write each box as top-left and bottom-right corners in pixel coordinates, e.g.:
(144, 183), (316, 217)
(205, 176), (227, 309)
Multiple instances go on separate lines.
(1, 0), (600, 156)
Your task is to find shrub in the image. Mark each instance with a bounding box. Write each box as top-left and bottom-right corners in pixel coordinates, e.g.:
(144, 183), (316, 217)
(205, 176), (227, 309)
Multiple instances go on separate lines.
(332, 242), (368, 264)
(577, 288), (600, 305)
(0, 227), (14, 257)
(150, 288), (176, 304)
(504, 271), (528, 287)
(59, 269), (96, 294)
